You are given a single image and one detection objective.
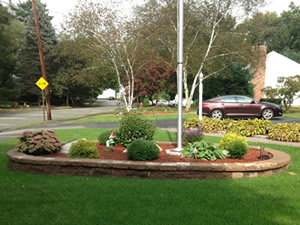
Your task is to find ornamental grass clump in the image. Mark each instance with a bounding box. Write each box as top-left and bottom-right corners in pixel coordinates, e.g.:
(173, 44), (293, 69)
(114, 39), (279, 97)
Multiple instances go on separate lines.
(182, 127), (204, 144)
(68, 140), (99, 159)
(127, 139), (160, 161)
(16, 130), (62, 155)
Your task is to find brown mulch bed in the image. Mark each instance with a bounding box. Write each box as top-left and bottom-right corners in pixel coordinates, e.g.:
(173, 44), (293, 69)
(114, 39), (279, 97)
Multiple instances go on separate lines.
(40, 143), (272, 163)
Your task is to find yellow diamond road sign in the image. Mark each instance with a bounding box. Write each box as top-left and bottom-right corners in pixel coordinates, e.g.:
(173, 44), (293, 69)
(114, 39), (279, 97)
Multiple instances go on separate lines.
(36, 77), (48, 90)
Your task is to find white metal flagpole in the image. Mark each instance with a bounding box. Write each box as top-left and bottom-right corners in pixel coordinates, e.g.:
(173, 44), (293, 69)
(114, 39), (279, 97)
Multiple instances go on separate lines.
(177, 0), (184, 150)
(166, 0), (184, 155)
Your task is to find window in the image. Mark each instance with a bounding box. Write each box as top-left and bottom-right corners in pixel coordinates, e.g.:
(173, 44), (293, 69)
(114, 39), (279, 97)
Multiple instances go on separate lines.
(236, 96), (252, 103)
(277, 76), (284, 83)
(221, 96), (236, 103)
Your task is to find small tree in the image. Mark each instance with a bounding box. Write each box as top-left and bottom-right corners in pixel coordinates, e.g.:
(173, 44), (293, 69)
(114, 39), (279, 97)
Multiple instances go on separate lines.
(278, 75), (300, 113)
(263, 75), (300, 113)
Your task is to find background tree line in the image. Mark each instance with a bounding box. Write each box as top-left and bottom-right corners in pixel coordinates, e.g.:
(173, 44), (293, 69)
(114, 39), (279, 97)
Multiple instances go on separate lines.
(0, 0), (299, 109)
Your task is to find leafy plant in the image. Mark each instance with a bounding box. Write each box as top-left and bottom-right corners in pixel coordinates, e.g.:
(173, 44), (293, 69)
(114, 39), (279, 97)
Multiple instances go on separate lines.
(16, 130), (62, 155)
(118, 114), (155, 146)
(219, 133), (248, 151)
(127, 139), (160, 161)
(227, 119), (272, 136)
(183, 117), (201, 128)
(181, 140), (225, 161)
(68, 140), (99, 159)
(98, 130), (114, 145)
(104, 146), (114, 152)
(182, 127), (204, 144)
(227, 139), (248, 159)
(269, 122), (300, 142)
(200, 117), (234, 133)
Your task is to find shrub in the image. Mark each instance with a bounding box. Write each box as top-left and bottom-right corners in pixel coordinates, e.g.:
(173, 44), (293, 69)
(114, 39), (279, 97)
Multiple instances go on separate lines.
(183, 117), (201, 128)
(269, 123), (300, 142)
(182, 127), (204, 144)
(68, 140), (99, 159)
(127, 139), (160, 161)
(98, 130), (113, 145)
(143, 97), (149, 107)
(260, 98), (282, 105)
(181, 140), (225, 161)
(16, 130), (62, 155)
(219, 133), (248, 151)
(118, 114), (155, 146)
(227, 140), (248, 159)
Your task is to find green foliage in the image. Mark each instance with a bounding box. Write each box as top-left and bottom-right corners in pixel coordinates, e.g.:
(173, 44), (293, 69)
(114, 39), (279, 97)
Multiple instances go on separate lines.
(98, 130), (114, 145)
(260, 98), (282, 105)
(68, 140), (99, 159)
(126, 139), (160, 161)
(269, 123), (300, 142)
(142, 97), (149, 107)
(0, 100), (18, 109)
(181, 140), (225, 161)
(16, 130), (62, 155)
(203, 63), (254, 100)
(200, 117), (234, 133)
(183, 117), (201, 128)
(227, 119), (272, 137)
(118, 114), (155, 146)
(104, 146), (114, 152)
(227, 140), (248, 159)
(182, 128), (204, 144)
(219, 133), (248, 151)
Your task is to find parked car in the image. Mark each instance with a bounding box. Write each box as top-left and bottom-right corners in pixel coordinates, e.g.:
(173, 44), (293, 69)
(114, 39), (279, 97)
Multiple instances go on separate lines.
(168, 98), (194, 107)
(197, 95), (282, 120)
(156, 99), (169, 107)
(108, 96), (115, 100)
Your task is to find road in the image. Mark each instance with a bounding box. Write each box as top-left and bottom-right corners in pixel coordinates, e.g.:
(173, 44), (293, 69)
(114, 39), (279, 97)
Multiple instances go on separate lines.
(0, 99), (299, 141)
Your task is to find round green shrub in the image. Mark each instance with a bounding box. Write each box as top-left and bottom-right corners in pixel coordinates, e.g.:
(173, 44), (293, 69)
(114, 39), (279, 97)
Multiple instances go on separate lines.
(68, 140), (99, 159)
(118, 114), (155, 146)
(219, 133), (248, 151)
(127, 139), (160, 161)
(227, 139), (248, 159)
(16, 130), (62, 155)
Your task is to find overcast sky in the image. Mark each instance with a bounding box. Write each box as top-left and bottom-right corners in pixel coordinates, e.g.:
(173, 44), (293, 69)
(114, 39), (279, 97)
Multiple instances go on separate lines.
(7, 0), (300, 31)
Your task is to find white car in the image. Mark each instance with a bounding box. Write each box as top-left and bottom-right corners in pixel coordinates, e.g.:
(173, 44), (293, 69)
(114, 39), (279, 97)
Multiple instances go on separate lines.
(168, 98), (193, 107)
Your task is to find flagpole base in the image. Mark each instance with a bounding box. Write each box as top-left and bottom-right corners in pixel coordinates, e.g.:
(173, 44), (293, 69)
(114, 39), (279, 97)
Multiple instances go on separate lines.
(166, 148), (182, 156)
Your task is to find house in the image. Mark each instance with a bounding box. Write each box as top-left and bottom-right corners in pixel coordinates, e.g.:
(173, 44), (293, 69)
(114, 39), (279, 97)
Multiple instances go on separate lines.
(251, 49), (300, 106)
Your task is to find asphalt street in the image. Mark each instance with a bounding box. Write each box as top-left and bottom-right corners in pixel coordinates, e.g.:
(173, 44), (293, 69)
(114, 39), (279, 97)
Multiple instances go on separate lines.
(0, 99), (299, 142)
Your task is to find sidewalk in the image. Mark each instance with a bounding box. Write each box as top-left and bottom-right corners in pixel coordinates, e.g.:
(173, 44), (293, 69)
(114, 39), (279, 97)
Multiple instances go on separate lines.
(161, 128), (300, 147)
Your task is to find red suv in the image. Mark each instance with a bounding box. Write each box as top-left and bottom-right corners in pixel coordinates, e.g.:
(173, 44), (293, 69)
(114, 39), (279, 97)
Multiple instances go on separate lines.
(197, 95), (282, 120)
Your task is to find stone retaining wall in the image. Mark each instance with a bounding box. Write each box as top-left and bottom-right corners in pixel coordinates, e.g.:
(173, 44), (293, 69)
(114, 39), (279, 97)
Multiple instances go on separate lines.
(7, 147), (290, 179)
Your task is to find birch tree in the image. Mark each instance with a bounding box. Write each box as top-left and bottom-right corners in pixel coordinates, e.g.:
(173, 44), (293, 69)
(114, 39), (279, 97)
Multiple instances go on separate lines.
(135, 0), (265, 111)
(65, 0), (146, 111)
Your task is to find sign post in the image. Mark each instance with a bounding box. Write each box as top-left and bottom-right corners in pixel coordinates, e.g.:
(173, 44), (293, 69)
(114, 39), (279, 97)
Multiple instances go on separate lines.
(36, 77), (49, 121)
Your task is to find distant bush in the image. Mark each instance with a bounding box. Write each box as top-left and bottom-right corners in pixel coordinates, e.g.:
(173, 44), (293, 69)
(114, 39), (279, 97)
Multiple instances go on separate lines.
(68, 140), (99, 159)
(269, 123), (300, 142)
(127, 139), (160, 161)
(142, 98), (149, 107)
(260, 98), (282, 105)
(118, 114), (155, 146)
(16, 130), (62, 155)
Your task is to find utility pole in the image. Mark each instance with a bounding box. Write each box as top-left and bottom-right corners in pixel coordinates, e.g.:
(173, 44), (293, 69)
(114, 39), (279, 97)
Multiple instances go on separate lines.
(32, 0), (52, 120)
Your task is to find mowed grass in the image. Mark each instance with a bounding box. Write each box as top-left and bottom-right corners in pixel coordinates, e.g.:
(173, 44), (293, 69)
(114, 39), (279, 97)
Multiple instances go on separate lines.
(63, 112), (198, 124)
(1, 128), (300, 225)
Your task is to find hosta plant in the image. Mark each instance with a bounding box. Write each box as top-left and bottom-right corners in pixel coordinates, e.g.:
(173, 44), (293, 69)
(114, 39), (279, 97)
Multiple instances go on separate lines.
(181, 140), (225, 161)
(16, 130), (62, 155)
(227, 119), (272, 137)
(269, 123), (300, 142)
(183, 117), (201, 128)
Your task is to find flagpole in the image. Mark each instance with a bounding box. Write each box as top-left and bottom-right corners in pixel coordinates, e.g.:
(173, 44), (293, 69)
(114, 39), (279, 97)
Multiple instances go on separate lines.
(177, 0), (184, 150)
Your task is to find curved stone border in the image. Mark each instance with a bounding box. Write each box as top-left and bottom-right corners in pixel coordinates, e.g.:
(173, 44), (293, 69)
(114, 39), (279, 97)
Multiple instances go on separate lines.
(7, 146), (290, 179)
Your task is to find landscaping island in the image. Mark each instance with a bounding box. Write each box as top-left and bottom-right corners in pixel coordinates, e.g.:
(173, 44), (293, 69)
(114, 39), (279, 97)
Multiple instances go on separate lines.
(7, 143), (290, 179)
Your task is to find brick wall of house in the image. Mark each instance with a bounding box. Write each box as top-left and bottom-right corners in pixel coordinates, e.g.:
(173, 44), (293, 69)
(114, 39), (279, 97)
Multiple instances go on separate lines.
(251, 46), (267, 101)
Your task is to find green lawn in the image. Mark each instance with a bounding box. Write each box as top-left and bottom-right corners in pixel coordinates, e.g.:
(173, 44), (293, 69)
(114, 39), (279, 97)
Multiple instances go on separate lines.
(283, 113), (300, 119)
(63, 113), (198, 124)
(1, 128), (300, 225)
